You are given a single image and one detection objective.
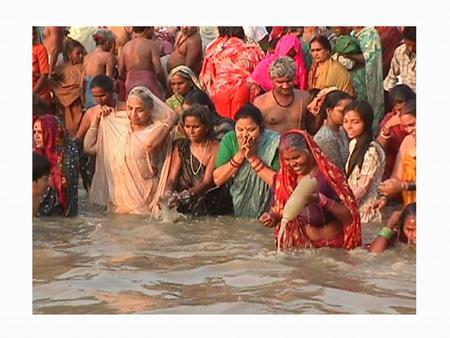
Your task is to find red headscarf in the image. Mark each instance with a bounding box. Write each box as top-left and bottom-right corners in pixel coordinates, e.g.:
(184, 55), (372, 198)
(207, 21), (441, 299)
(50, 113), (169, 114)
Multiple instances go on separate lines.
(272, 129), (361, 250)
(33, 114), (69, 213)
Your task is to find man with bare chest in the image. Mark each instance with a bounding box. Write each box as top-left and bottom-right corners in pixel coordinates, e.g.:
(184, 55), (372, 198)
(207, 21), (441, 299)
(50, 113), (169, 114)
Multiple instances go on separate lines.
(167, 27), (203, 74)
(43, 26), (65, 75)
(119, 27), (166, 99)
(253, 56), (311, 133)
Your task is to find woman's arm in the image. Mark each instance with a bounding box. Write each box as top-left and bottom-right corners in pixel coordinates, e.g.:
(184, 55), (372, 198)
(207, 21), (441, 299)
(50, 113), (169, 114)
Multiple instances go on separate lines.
(350, 145), (383, 201)
(247, 155), (277, 186)
(213, 150), (245, 187)
(164, 143), (182, 193)
(323, 197), (353, 225)
(144, 110), (179, 154)
(368, 210), (401, 253)
(83, 110), (102, 155)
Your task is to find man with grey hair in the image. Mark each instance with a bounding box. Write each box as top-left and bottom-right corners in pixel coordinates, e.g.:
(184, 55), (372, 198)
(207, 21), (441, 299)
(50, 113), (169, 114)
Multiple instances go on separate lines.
(253, 56), (311, 133)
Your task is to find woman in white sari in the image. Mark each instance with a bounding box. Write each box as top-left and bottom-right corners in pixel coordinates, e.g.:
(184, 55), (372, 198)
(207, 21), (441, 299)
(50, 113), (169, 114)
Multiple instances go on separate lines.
(84, 86), (179, 216)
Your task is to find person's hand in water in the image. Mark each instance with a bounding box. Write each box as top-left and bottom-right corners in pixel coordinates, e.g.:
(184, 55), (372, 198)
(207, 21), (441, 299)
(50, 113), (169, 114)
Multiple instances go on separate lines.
(259, 212), (279, 227)
(161, 190), (178, 208)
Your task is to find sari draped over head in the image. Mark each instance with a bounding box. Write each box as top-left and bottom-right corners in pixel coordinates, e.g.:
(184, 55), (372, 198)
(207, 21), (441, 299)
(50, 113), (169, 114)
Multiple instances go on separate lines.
(166, 65), (203, 112)
(249, 34), (308, 91)
(230, 130), (280, 218)
(200, 36), (264, 119)
(308, 57), (354, 96)
(272, 129), (361, 250)
(87, 88), (174, 217)
(34, 114), (79, 216)
(351, 27), (385, 132)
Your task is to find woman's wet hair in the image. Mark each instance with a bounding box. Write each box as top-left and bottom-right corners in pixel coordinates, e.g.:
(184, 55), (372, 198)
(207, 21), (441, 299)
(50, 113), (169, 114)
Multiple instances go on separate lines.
(92, 29), (116, 46)
(319, 90), (352, 120)
(91, 75), (114, 92)
(279, 132), (309, 154)
(389, 84), (416, 106)
(270, 56), (297, 80)
(400, 99), (416, 117)
(310, 35), (332, 53)
(183, 89), (217, 115)
(344, 100), (374, 177)
(234, 103), (264, 129)
(33, 152), (51, 182)
(181, 103), (214, 139)
(128, 86), (154, 110)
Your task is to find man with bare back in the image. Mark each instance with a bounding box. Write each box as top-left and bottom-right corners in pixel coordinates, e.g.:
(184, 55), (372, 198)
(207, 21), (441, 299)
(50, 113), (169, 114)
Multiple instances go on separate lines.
(119, 27), (166, 99)
(167, 27), (203, 75)
(107, 26), (132, 58)
(253, 56), (311, 133)
(82, 28), (116, 109)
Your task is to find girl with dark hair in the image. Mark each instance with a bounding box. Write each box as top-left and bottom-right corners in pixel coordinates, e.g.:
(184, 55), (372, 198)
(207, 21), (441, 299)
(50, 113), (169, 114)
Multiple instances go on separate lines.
(259, 129), (361, 250)
(50, 38), (85, 137)
(213, 104), (280, 217)
(313, 90), (353, 170)
(367, 202), (416, 253)
(343, 100), (385, 223)
(376, 84), (416, 179)
(163, 104), (233, 216)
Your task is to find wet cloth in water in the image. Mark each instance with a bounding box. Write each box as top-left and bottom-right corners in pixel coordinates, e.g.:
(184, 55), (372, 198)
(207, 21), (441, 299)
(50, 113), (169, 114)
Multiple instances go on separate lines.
(174, 138), (233, 216)
(272, 129), (361, 250)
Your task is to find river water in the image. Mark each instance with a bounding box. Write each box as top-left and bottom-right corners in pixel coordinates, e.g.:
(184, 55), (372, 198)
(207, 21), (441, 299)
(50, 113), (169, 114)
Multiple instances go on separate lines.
(33, 190), (415, 314)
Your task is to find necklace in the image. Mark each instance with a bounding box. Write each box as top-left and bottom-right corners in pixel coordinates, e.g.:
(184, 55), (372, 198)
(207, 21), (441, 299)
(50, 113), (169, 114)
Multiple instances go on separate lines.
(272, 90), (294, 108)
(190, 141), (208, 176)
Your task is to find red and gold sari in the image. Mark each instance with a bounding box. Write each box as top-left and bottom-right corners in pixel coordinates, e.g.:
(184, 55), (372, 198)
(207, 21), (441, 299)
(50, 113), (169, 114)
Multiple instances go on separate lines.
(271, 129), (361, 250)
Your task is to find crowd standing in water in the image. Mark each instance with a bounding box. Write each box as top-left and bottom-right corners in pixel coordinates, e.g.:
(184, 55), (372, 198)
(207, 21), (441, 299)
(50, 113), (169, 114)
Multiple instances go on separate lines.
(32, 26), (417, 252)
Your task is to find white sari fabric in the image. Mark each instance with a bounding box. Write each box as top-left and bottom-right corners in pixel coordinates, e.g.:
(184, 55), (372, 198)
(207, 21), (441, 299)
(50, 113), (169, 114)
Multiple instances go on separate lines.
(85, 92), (173, 217)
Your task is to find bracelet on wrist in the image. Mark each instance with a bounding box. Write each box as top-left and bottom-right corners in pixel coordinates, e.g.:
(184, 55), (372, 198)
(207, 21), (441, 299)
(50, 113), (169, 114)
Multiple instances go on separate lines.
(380, 129), (391, 139)
(377, 226), (395, 240)
(254, 162), (265, 173)
(230, 158), (241, 168)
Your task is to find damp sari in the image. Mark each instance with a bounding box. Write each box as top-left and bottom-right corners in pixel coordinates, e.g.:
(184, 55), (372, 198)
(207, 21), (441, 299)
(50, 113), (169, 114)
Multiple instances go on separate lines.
(271, 129), (361, 250)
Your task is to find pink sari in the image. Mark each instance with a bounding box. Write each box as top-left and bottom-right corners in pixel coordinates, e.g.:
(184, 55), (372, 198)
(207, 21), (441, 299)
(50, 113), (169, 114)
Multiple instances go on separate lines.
(249, 34), (308, 91)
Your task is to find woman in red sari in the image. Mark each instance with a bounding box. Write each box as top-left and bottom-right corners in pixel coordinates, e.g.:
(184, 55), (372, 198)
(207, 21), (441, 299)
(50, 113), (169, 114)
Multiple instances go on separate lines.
(259, 129), (361, 250)
(200, 27), (264, 120)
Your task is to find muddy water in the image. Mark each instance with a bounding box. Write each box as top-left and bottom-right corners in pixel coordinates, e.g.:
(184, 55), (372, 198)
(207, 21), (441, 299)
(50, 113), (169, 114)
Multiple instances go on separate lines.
(33, 191), (415, 314)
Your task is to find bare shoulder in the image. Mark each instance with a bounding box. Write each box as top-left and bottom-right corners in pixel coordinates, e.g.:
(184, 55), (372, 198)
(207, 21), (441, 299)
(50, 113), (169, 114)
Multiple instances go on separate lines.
(294, 88), (311, 101)
(253, 91), (270, 106)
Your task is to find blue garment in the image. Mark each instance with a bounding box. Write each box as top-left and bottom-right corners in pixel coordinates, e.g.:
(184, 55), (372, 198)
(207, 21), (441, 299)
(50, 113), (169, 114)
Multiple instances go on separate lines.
(84, 76), (96, 110)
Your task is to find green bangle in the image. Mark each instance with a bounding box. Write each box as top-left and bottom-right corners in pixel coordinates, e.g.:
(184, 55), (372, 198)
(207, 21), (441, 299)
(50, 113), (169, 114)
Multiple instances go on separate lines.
(378, 226), (395, 240)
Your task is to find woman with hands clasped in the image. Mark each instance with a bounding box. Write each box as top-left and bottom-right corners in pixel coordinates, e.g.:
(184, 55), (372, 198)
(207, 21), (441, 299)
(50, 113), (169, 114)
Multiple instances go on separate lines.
(213, 104), (280, 218)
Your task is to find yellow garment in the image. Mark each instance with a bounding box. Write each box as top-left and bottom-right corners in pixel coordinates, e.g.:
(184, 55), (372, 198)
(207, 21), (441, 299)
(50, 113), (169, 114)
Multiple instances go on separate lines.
(402, 154), (416, 205)
(308, 58), (354, 96)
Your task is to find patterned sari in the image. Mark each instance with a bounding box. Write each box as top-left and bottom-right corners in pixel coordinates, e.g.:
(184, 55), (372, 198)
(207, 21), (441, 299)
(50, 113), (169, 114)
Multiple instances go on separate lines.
(200, 36), (264, 119)
(34, 115), (79, 217)
(351, 27), (385, 131)
(271, 130), (361, 250)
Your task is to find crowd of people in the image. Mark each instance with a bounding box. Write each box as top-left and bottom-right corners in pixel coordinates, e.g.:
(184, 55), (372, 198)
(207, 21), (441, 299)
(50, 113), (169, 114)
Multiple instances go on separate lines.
(32, 26), (417, 253)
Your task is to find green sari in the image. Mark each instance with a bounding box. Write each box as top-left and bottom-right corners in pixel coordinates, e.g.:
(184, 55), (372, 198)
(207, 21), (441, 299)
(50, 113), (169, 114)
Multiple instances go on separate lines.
(216, 129), (280, 218)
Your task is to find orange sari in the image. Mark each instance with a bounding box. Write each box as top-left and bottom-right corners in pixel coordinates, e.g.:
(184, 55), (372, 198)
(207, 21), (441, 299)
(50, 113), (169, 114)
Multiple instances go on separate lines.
(402, 154), (416, 205)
